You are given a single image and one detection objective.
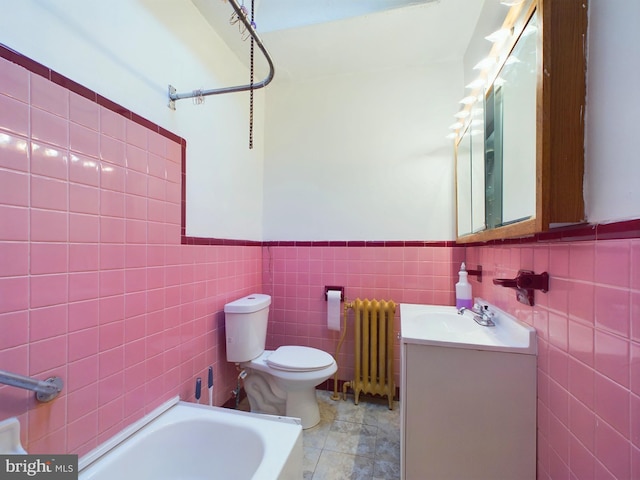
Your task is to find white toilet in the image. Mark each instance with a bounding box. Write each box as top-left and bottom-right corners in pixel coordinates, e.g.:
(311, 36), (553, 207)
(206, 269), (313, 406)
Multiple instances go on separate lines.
(224, 293), (337, 429)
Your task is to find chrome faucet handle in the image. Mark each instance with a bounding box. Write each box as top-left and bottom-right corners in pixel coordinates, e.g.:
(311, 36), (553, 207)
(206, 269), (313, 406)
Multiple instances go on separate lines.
(471, 303), (483, 314)
(471, 304), (496, 327)
(461, 303), (496, 326)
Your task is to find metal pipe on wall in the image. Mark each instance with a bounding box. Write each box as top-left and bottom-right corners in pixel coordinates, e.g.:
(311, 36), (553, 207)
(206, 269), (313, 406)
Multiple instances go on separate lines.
(168, 0), (275, 109)
(0, 369), (64, 402)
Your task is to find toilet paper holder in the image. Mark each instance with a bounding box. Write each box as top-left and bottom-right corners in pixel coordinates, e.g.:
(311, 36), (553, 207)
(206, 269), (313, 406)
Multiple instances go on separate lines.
(324, 286), (344, 301)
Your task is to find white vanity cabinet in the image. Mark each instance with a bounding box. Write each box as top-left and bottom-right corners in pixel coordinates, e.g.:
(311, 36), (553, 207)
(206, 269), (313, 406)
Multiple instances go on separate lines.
(400, 303), (537, 480)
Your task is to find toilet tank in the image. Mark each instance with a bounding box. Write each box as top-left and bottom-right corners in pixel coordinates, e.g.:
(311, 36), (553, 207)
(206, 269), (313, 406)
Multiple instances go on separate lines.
(224, 294), (271, 363)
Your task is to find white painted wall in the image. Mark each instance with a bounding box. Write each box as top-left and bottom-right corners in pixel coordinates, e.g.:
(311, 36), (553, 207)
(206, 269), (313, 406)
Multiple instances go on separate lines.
(0, 0), (265, 240)
(2, 0), (637, 242)
(263, 64), (460, 241)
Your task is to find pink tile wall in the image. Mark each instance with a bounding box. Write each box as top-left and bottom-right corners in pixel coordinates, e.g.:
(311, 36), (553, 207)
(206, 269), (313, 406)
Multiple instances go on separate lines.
(466, 239), (640, 480)
(264, 238), (639, 478)
(5, 43), (637, 479)
(262, 244), (465, 388)
(0, 56), (262, 455)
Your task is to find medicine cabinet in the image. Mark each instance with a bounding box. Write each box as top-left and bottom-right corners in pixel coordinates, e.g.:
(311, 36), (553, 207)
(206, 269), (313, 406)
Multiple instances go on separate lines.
(455, 0), (588, 243)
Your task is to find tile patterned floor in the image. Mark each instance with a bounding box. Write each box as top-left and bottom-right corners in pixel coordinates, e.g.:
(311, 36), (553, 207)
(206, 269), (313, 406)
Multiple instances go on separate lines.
(302, 391), (401, 480)
(238, 390), (401, 479)
(238, 390), (400, 480)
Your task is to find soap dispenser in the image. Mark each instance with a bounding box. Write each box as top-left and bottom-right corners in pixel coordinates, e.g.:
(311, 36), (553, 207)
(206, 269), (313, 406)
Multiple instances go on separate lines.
(455, 262), (473, 309)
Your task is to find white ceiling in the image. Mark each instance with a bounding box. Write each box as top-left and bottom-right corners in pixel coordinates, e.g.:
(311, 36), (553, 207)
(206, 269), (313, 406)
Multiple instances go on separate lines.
(243, 0), (441, 33)
(192, 0), (497, 82)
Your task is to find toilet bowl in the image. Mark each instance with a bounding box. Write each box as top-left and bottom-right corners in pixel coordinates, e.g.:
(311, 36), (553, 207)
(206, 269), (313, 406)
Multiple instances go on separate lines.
(242, 346), (337, 428)
(224, 294), (337, 429)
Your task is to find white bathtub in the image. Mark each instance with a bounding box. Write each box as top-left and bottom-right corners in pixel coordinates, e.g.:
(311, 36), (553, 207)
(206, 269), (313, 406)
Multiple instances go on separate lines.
(79, 397), (303, 480)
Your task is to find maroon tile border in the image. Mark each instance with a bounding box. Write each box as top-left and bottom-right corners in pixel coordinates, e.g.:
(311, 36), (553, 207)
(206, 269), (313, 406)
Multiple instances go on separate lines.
(183, 237), (262, 247)
(0, 43), (49, 78)
(262, 240), (457, 247)
(4, 43), (638, 248)
(0, 43), (183, 145)
(595, 218), (640, 240)
(461, 220), (640, 246)
(263, 221), (639, 247)
(0, 43), (195, 241)
(181, 140), (188, 241)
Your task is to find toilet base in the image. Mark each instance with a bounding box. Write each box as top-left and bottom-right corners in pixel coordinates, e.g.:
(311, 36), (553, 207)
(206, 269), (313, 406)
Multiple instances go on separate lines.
(244, 371), (286, 417)
(243, 369), (322, 429)
(285, 388), (320, 429)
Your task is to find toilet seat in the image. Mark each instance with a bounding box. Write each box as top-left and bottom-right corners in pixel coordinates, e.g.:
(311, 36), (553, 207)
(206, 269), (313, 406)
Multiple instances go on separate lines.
(266, 346), (334, 372)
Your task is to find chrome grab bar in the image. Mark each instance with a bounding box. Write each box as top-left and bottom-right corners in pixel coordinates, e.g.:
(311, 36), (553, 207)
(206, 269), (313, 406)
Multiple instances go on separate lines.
(0, 369), (63, 402)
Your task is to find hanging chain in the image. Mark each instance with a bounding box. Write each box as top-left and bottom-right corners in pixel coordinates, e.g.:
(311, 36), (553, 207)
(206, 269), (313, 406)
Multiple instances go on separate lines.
(248, 0), (255, 150)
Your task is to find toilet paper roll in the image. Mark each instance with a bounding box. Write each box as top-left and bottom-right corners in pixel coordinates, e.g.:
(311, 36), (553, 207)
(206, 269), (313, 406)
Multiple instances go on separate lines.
(326, 290), (342, 331)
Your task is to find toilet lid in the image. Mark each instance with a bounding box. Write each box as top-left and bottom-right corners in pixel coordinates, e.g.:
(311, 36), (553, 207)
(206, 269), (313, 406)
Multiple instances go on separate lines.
(266, 346), (334, 372)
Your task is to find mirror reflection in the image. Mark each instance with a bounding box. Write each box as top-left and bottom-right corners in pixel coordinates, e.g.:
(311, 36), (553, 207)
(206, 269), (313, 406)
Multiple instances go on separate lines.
(471, 102), (485, 233)
(456, 124), (472, 236)
(484, 10), (539, 229)
(456, 7), (539, 239)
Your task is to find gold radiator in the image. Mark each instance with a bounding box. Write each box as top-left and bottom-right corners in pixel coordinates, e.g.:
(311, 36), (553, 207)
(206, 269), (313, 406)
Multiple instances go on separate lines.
(342, 298), (396, 410)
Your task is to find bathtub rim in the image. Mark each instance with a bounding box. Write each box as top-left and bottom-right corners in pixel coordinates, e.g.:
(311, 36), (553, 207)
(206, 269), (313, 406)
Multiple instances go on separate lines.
(79, 396), (180, 471)
(78, 395), (303, 475)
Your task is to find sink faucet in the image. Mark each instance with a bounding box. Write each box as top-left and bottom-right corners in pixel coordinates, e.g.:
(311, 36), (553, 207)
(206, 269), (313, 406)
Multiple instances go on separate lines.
(458, 304), (495, 327)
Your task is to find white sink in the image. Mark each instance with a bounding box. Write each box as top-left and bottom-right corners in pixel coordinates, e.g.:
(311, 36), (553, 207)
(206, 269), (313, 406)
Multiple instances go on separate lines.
(400, 300), (537, 479)
(400, 301), (536, 355)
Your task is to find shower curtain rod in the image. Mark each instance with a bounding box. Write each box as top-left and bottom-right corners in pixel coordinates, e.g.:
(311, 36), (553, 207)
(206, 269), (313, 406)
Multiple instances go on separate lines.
(168, 0), (275, 110)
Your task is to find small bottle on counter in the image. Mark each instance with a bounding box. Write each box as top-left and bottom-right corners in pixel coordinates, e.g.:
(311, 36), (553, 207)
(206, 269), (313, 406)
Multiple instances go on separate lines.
(455, 262), (473, 309)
